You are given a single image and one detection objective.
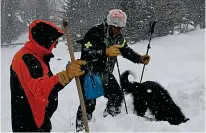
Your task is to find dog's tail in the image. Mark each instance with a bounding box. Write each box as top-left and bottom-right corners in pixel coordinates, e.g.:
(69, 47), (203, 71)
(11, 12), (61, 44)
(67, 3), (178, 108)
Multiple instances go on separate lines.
(120, 70), (137, 94)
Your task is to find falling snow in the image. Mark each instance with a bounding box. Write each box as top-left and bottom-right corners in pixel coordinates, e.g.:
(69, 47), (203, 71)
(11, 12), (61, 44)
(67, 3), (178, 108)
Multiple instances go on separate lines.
(147, 89), (152, 93)
(1, 29), (205, 132)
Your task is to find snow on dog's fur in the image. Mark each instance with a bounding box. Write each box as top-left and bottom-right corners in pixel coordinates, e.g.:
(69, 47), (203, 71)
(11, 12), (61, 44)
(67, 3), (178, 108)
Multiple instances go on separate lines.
(120, 70), (189, 125)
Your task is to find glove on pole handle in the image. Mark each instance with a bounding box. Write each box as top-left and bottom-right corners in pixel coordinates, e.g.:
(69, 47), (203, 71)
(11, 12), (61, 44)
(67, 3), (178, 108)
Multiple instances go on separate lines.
(139, 21), (157, 83)
(62, 18), (89, 133)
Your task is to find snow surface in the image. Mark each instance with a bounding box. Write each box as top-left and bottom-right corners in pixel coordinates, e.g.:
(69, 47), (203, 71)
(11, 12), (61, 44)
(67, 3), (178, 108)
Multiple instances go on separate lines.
(1, 29), (205, 132)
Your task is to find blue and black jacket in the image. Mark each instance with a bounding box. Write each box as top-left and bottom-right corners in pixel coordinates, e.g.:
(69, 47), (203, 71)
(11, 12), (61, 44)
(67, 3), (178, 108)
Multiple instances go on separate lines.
(77, 22), (142, 76)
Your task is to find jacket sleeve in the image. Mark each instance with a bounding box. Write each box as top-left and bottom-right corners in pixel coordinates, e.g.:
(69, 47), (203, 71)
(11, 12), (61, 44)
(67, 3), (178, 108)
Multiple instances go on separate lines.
(13, 60), (65, 128)
(80, 27), (106, 61)
(120, 41), (142, 64)
(20, 62), (64, 97)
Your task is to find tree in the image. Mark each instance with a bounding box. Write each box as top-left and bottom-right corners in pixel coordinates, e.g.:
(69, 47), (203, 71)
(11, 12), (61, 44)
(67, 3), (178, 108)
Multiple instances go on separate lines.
(61, 0), (119, 51)
(1, 0), (204, 46)
(119, 0), (188, 41)
(1, 0), (26, 45)
(184, 0), (205, 29)
(1, 0), (59, 45)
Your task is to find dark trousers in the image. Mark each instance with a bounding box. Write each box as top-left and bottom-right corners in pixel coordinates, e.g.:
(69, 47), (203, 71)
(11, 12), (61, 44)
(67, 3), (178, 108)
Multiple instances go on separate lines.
(12, 118), (51, 132)
(76, 73), (123, 131)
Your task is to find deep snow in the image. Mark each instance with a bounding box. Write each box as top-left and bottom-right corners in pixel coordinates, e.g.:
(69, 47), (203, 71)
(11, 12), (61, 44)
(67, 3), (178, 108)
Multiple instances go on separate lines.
(1, 29), (205, 132)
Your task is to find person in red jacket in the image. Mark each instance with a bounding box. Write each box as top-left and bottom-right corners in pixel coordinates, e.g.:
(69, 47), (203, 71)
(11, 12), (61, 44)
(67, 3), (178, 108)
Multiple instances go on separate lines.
(10, 19), (86, 132)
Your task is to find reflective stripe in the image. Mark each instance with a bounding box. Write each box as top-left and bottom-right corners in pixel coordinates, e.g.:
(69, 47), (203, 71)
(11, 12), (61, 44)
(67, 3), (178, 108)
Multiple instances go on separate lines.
(120, 39), (126, 48)
(85, 41), (92, 48)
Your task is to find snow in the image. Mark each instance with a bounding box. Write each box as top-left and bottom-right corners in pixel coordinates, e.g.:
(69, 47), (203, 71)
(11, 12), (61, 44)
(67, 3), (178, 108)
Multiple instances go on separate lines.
(15, 13), (24, 23)
(11, 32), (28, 44)
(1, 29), (205, 132)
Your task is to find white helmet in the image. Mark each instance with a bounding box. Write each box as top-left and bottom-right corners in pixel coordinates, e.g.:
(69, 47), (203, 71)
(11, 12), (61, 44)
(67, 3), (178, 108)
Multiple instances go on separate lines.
(106, 9), (127, 27)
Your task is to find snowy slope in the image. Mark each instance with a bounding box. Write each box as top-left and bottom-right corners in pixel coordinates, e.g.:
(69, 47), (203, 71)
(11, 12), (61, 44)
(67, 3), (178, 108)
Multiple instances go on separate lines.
(1, 29), (205, 132)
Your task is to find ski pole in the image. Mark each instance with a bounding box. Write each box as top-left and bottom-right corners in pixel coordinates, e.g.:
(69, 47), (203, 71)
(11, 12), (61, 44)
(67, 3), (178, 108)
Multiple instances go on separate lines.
(139, 21), (157, 83)
(116, 58), (128, 114)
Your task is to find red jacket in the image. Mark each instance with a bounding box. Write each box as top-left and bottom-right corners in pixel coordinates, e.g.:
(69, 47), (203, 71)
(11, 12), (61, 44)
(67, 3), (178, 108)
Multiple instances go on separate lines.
(10, 19), (64, 131)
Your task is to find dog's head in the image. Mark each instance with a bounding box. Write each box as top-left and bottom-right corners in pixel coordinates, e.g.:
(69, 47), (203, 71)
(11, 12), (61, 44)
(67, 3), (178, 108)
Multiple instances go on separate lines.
(120, 70), (140, 94)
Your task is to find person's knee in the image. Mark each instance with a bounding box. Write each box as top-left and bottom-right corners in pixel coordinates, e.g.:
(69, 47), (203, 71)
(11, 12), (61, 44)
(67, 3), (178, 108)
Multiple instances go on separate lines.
(115, 95), (123, 107)
(84, 100), (96, 114)
(118, 93), (124, 101)
(113, 89), (124, 100)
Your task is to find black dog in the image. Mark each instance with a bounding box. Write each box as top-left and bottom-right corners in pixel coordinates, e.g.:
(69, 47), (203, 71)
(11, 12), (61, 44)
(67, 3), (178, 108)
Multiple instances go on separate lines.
(120, 70), (189, 125)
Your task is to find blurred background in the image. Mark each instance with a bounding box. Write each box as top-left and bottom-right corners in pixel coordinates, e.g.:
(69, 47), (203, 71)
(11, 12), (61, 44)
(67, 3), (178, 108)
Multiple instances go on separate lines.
(1, 0), (205, 51)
